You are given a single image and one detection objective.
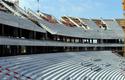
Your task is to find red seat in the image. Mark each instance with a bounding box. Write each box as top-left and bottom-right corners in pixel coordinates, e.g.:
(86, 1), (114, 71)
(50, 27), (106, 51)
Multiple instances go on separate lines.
(5, 68), (10, 71)
(6, 73), (11, 76)
(14, 76), (19, 80)
(0, 70), (2, 73)
(14, 71), (18, 74)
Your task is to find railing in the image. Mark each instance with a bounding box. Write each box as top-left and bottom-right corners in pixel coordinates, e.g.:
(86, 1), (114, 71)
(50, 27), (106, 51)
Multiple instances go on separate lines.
(0, 36), (124, 45)
(0, 36), (124, 47)
(0, 0), (24, 18)
(14, 4), (29, 17)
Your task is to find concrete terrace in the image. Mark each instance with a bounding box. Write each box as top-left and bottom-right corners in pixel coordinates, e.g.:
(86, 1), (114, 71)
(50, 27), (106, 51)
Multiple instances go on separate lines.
(0, 51), (125, 80)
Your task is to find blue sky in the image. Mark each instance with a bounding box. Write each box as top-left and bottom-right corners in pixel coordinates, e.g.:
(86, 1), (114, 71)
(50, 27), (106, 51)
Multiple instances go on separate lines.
(20, 0), (123, 19)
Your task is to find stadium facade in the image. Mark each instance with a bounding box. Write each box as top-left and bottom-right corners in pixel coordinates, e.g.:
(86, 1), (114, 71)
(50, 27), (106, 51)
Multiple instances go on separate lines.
(0, 0), (125, 57)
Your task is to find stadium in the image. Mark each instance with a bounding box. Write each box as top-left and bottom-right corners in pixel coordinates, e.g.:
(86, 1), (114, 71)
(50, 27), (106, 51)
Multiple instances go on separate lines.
(0, 0), (125, 80)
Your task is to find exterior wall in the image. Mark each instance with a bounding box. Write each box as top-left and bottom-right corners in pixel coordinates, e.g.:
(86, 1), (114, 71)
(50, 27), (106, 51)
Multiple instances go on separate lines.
(116, 19), (125, 30)
(116, 19), (125, 56)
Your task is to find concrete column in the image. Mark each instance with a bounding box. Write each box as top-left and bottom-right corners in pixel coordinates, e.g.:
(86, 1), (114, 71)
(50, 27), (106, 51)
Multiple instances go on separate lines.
(2, 24), (4, 36)
(123, 37), (125, 56)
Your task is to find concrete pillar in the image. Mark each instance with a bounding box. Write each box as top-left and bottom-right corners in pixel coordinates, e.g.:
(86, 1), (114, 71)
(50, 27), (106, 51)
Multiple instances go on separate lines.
(2, 24), (4, 36)
(123, 38), (125, 56)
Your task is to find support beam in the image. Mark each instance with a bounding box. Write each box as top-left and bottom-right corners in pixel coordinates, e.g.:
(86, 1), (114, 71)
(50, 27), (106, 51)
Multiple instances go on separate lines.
(66, 16), (81, 28)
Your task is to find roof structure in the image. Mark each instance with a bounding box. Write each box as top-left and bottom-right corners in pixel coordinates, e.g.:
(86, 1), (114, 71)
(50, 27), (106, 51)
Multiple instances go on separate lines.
(0, 11), (46, 33)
